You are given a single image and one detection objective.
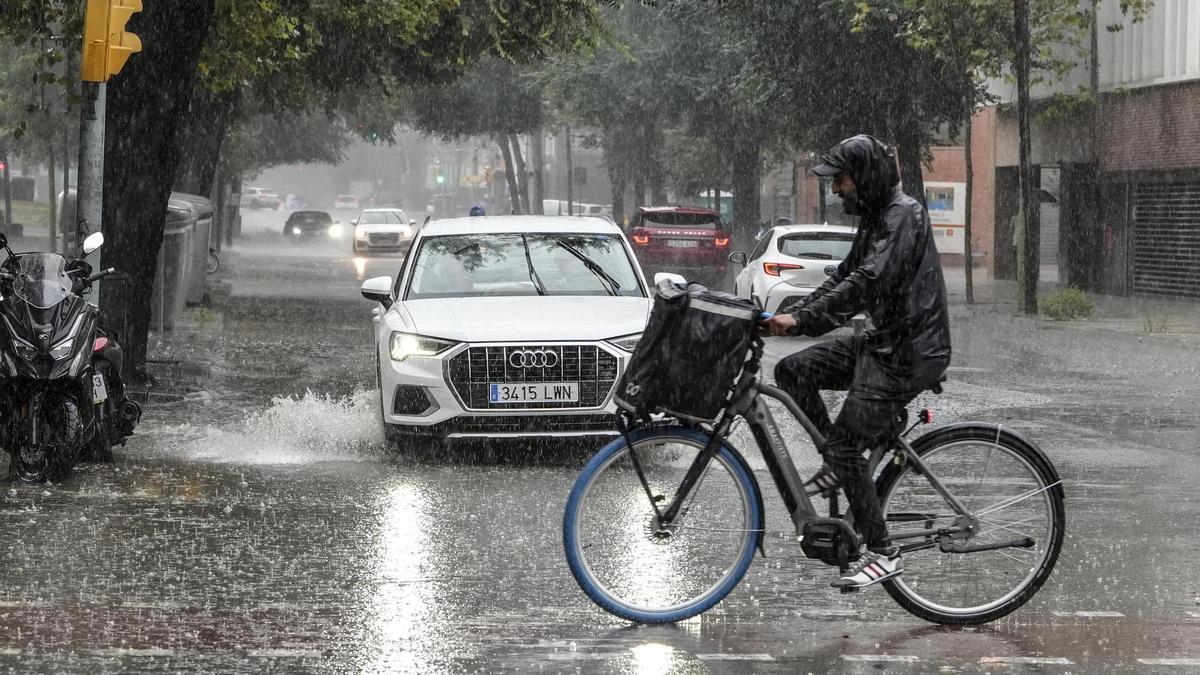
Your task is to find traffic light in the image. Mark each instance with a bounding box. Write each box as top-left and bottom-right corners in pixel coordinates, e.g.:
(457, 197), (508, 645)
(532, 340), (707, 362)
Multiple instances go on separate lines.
(81, 0), (143, 82)
(435, 174), (445, 186)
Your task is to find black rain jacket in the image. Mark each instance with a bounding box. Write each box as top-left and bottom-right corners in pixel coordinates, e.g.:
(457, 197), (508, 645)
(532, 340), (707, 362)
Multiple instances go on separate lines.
(789, 135), (951, 366)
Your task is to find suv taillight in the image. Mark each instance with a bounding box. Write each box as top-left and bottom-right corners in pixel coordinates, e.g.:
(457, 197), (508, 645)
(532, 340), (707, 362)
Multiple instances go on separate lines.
(713, 236), (730, 247)
(631, 229), (650, 245)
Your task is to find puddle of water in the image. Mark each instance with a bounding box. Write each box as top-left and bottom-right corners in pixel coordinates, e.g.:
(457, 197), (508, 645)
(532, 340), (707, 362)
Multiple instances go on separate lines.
(154, 388), (387, 464)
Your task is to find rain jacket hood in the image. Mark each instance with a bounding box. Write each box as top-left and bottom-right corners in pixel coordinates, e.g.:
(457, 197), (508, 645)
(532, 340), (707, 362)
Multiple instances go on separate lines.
(818, 134), (900, 217)
(790, 136), (951, 366)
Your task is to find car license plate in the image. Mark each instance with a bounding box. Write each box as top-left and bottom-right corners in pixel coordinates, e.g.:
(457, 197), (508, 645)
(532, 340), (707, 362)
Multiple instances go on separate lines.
(666, 239), (699, 249)
(490, 382), (578, 403)
(93, 373), (108, 404)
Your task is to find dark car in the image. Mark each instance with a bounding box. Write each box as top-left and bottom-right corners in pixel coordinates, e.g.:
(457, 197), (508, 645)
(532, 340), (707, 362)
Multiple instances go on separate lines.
(283, 210), (343, 239)
(626, 206), (731, 282)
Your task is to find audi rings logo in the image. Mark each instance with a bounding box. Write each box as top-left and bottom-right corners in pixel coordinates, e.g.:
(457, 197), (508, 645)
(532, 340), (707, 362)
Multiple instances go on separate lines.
(509, 349), (559, 368)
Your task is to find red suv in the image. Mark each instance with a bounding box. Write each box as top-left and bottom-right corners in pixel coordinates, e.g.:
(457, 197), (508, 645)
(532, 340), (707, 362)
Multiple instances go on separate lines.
(627, 206), (731, 281)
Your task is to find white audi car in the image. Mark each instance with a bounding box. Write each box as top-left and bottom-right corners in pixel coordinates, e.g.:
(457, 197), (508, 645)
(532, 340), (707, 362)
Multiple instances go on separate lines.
(729, 223), (858, 313)
(352, 208), (417, 255)
(360, 216), (653, 448)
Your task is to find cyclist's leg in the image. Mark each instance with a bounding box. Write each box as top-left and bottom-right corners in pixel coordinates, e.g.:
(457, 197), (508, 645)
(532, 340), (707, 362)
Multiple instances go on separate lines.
(773, 335), (860, 437)
(825, 397), (903, 552)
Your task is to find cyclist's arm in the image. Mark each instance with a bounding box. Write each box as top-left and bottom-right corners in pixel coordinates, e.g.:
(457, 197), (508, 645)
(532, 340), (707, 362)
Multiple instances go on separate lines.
(788, 204), (920, 337)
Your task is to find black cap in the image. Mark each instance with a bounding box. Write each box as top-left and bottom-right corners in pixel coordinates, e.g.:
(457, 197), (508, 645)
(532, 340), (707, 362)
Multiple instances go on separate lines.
(812, 157), (844, 177)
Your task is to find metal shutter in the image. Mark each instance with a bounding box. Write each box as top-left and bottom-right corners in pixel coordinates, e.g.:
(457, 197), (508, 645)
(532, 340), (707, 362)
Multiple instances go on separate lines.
(1132, 183), (1200, 298)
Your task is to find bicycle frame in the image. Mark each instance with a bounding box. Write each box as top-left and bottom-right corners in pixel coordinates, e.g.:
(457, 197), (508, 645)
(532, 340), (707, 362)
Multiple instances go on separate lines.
(650, 343), (980, 551)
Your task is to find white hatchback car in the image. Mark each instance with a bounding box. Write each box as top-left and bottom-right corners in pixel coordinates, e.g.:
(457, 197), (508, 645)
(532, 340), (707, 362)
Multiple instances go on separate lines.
(360, 216), (652, 447)
(729, 223), (858, 313)
(352, 208), (417, 254)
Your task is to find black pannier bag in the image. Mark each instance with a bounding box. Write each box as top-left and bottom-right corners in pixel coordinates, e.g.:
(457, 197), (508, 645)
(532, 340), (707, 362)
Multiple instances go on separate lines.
(615, 281), (760, 422)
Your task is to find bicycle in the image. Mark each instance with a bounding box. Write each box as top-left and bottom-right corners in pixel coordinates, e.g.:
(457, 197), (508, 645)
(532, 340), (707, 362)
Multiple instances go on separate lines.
(206, 247), (220, 274)
(563, 334), (1065, 626)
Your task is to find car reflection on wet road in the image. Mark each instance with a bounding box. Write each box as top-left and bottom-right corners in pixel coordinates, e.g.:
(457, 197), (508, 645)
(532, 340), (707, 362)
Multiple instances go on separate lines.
(0, 211), (1197, 673)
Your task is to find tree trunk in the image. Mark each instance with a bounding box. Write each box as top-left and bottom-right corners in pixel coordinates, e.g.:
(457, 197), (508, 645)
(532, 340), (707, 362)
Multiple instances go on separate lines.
(1014, 0), (1039, 313)
(173, 87), (239, 196)
(730, 135), (762, 246)
(963, 88), (975, 305)
(101, 0), (216, 380)
(1, 150), (11, 233)
(531, 129), (544, 215)
(604, 134), (626, 226)
(509, 134), (530, 216)
(895, 127), (926, 208)
(496, 135), (520, 214)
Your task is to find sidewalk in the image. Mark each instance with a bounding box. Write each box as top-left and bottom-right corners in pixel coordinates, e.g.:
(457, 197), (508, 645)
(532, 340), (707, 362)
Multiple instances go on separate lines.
(942, 266), (1200, 343)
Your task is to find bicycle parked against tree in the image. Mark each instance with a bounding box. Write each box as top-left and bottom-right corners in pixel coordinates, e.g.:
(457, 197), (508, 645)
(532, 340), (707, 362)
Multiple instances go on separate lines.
(563, 332), (1065, 626)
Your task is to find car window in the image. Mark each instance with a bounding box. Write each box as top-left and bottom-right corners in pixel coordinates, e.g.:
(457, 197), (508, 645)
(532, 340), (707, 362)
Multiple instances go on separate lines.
(777, 232), (855, 260)
(749, 232), (773, 261)
(641, 211), (721, 228)
(407, 233), (644, 299)
(360, 210), (408, 225)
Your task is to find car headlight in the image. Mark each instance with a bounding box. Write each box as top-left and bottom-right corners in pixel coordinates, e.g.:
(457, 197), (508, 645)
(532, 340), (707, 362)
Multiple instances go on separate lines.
(328, 224), (344, 238)
(389, 332), (457, 362)
(291, 227), (302, 235)
(607, 333), (642, 353)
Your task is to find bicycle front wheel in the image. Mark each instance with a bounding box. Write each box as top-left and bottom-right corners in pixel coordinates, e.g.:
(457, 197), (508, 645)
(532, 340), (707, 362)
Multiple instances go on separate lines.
(563, 425), (763, 624)
(877, 424), (1065, 625)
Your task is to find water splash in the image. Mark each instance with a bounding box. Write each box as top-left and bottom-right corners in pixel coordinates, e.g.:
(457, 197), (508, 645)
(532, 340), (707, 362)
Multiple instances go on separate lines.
(163, 388), (388, 464)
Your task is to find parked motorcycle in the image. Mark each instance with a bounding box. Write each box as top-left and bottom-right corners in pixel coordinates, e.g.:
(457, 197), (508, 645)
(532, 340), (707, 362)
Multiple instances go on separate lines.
(0, 232), (140, 482)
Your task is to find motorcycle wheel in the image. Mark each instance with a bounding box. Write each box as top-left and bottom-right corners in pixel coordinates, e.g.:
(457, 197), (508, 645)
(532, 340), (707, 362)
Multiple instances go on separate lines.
(8, 397), (81, 482)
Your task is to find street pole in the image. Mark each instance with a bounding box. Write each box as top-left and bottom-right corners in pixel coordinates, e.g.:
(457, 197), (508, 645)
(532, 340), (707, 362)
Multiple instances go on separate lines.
(1014, 0), (1039, 314)
(76, 82), (104, 301)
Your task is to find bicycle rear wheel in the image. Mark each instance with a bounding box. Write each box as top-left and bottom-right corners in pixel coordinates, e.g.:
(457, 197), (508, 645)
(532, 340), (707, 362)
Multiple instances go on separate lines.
(563, 425), (762, 624)
(876, 424), (1065, 625)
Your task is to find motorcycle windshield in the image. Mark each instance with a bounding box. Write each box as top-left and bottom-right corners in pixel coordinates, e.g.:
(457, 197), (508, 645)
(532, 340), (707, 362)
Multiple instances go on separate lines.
(11, 254), (73, 309)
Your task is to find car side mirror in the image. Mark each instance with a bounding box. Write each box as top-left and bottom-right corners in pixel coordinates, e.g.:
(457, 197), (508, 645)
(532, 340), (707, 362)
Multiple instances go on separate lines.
(360, 275), (394, 308)
(350, 220), (358, 226)
(728, 251), (748, 266)
(82, 232), (105, 255)
(653, 272), (687, 286)
(409, 219), (417, 226)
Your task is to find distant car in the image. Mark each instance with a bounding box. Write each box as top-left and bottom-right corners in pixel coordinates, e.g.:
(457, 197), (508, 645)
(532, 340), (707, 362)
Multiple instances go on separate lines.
(358, 215), (651, 448)
(729, 223), (857, 313)
(241, 187), (281, 210)
(352, 208), (416, 254)
(283, 210), (343, 239)
(626, 206), (731, 282)
(334, 195), (361, 211)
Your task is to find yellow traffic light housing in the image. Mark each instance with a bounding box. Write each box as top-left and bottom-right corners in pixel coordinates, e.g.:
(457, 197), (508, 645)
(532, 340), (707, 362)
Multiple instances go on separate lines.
(81, 0), (143, 82)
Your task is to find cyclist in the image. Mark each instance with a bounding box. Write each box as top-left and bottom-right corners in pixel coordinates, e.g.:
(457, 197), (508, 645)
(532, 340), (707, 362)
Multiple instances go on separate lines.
(763, 134), (951, 589)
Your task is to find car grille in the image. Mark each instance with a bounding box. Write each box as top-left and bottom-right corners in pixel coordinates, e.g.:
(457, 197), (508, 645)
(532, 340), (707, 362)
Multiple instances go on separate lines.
(446, 344), (619, 410)
(368, 233), (401, 246)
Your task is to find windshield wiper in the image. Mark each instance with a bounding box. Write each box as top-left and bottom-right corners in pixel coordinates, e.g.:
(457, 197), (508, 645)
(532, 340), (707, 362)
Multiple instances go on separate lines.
(554, 240), (620, 296)
(521, 234), (547, 296)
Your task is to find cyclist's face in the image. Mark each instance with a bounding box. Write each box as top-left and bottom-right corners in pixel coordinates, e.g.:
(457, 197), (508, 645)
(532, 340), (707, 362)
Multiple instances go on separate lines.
(832, 172), (860, 215)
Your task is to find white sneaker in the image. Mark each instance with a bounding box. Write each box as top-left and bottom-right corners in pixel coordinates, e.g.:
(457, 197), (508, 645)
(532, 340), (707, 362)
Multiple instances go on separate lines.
(830, 549), (902, 589)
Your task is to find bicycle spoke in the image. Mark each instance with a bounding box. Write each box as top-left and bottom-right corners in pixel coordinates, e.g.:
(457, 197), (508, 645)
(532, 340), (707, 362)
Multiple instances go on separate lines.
(974, 480), (1062, 518)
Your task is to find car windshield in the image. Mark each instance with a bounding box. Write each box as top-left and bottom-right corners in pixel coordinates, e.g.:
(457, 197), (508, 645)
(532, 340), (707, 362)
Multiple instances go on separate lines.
(360, 211), (407, 225)
(642, 212), (720, 228)
(407, 233), (644, 299)
(9, 253), (73, 309)
(777, 232), (855, 260)
(291, 212), (331, 224)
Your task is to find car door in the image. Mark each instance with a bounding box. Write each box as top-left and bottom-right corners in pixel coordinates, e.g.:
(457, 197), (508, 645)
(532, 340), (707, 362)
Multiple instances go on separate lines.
(772, 230), (855, 291)
(735, 231), (773, 300)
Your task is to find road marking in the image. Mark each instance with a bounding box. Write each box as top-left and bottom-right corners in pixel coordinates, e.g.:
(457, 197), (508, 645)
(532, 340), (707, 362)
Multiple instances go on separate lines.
(1052, 610), (1125, 618)
(842, 655), (920, 663)
(802, 608), (862, 619)
(697, 654), (775, 661)
(980, 656), (1074, 665)
(1138, 659), (1200, 667)
(0, 649), (22, 655)
(1186, 612), (1200, 619)
(545, 653), (621, 660)
(246, 649), (325, 658)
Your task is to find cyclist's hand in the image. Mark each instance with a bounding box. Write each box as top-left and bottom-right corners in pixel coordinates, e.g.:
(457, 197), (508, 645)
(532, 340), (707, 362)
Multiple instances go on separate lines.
(763, 313), (799, 337)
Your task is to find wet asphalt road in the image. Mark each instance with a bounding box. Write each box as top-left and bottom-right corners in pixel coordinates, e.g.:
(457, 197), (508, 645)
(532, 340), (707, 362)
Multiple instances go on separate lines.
(0, 210), (1198, 673)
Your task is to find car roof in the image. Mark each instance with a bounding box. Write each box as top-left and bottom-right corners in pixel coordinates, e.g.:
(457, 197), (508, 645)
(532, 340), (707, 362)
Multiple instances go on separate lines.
(773, 223), (858, 236)
(361, 207), (406, 213)
(638, 205), (718, 216)
(290, 210), (330, 216)
(418, 215), (624, 237)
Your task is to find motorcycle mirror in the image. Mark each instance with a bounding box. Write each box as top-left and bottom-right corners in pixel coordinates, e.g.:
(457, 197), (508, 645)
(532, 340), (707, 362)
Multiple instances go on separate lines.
(0, 233), (6, 250)
(82, 232), (105, 255)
